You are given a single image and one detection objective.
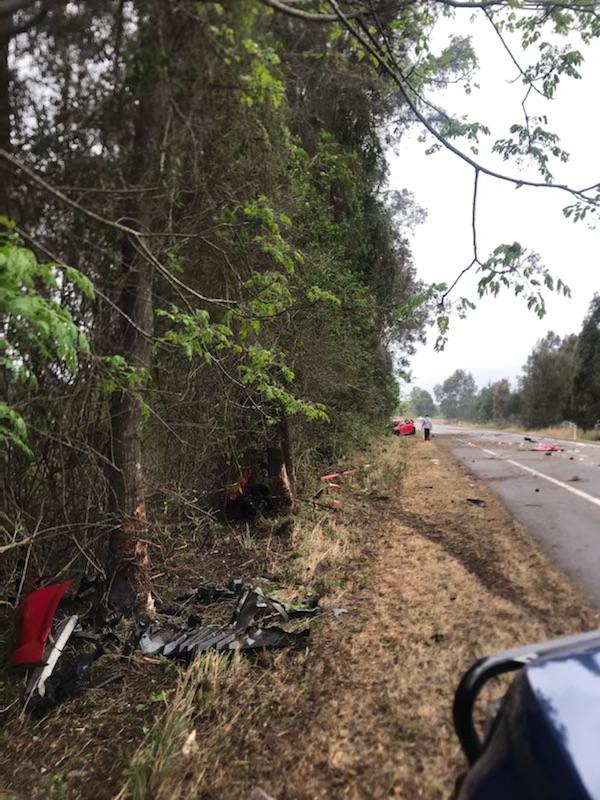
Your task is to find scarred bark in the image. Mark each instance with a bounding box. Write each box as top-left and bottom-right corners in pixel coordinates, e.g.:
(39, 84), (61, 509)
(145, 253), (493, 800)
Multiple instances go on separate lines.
(267, 411), (295, 511)
(105, 0), (172, 616)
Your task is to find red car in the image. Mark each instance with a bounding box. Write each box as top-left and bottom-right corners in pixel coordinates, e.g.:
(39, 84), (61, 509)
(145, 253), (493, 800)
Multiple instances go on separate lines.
(392, 418), (416, 436)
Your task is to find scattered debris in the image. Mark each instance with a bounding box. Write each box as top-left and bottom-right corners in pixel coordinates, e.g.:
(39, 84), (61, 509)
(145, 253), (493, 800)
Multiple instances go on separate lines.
(332, 607), (348, 618)
(534, 488), (540, 493)
(225, 469), (272, 521)
(524, 436), (537, 443)
(568, 476), (583, 482)
(10, 578), (319, 717)
(531, 444), (564, 452)
(27, 648), (121, 718)
(250, 789), (277, 800)
(466, 498), (486, 507)
(10, 579), (74, 667)
(138, 586), (316, 659)
(181, 730), (199, 758)
(321, 472), (340, 481)
(370, 493), (390, 502)
(321, 469), (355, 482)
(180, 579), (243, 604)
(569, 456), (575, 460)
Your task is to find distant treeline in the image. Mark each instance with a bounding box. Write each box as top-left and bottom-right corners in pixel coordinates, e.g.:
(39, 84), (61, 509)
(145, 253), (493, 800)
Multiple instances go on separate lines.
(407, 294), (600, 432)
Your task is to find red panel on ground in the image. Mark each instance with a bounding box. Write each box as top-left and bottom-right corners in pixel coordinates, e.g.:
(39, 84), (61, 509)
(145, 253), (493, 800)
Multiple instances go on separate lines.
(10, 579), (74, 667)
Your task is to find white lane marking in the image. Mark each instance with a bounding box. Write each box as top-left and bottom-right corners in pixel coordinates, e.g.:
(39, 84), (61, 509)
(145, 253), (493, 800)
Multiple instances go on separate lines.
(444, 426), (600, 449)
(467, 443), (600, 510)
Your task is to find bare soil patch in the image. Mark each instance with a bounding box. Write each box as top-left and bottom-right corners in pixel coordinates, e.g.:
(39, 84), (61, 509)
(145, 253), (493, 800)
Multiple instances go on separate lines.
(1, 438), (597, 799)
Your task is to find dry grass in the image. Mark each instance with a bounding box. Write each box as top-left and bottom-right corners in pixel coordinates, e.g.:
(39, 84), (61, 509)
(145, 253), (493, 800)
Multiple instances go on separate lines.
(134, 436), (596, 800)
(117, 653), (245, 800)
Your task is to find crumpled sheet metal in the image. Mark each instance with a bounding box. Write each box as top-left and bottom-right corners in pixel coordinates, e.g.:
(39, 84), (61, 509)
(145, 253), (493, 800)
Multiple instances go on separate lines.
(140, 622), (308, 657)
(139, 586), (317, 659)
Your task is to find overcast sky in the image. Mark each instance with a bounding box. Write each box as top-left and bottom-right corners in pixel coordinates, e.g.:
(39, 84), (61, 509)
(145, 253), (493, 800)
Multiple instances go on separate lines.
(388, 14), (600, 398)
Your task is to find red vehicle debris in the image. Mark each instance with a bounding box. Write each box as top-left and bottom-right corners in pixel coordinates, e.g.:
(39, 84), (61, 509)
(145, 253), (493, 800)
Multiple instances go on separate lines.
(10, 579), (74, 667)
(392, 418), (416, 436)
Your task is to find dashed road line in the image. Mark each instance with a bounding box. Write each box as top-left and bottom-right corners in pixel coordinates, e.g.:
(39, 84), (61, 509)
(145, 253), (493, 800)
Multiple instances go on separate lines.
(467, 443), (600, 510)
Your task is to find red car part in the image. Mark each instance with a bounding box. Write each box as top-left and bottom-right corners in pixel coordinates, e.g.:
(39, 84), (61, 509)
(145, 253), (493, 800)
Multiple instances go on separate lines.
(228, 467), (253, 502)
(10, 579), (74, 668)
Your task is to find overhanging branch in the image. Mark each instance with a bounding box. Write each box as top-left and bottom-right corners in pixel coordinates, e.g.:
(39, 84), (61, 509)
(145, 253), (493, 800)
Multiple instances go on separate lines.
(328, 0), (600, 204)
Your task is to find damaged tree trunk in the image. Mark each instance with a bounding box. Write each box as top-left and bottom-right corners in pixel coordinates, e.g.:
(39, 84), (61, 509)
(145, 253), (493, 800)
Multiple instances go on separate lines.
(267, 410), (295, 511)
(106, 230), (155, 615)
(105, 1), (171, 616)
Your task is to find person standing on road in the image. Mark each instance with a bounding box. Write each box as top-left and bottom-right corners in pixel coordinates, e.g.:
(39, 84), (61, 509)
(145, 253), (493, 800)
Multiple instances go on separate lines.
(421, 414), (433, 441)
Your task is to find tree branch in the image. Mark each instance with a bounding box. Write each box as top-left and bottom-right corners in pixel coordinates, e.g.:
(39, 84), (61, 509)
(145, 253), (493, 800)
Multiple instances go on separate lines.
(328, 1), (600, 203)
(0, 149), (238, 308)
(483, 8), (546, 99)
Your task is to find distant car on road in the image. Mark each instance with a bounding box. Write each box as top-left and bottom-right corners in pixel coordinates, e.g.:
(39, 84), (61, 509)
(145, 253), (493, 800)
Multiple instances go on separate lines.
(391, 418), (416, 436)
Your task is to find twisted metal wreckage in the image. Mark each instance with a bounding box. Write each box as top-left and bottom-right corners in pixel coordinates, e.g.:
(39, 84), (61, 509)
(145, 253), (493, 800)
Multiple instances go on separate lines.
(10, 577), (319, 717)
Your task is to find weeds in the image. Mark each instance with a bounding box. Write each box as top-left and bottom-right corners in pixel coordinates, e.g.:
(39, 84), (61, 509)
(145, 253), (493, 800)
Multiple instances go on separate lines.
(117, 653), (240, 800)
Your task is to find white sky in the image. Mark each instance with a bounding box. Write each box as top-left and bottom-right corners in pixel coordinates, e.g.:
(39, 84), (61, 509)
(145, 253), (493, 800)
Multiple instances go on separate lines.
(387, 14), (600, 398)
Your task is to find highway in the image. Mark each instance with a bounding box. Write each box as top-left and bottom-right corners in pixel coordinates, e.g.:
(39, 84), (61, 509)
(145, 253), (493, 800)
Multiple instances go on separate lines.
(435, 425), (600, 606)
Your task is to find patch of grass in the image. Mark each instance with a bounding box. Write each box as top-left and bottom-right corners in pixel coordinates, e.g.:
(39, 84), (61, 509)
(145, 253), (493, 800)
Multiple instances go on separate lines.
(117, 653), (239, 800)
(290, 512), (352, 594)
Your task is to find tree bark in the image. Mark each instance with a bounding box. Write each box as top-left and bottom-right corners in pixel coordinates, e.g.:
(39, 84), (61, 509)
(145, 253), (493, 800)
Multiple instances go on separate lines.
(105, 0), (171, 616)
(106, 230), (155, 614)
(267, 410), (295, 511)
(0, 13), (11, 218)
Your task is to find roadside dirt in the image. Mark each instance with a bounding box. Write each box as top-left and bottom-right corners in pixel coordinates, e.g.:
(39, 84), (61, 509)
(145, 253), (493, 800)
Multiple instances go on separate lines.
(1, 437), (597, 799)
(191, 437), (597, 800)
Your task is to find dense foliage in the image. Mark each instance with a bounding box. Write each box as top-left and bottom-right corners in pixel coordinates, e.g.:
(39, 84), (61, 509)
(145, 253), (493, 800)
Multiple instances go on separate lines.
(1, 1), (430, 591)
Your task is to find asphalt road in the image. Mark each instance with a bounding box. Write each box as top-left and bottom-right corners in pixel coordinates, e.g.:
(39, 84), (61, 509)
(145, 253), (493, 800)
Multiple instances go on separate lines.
(434, 424), (600, 606)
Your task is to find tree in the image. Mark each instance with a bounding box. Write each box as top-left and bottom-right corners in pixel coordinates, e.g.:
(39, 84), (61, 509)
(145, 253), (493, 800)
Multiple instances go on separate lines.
(475, 378), (516, 423)
(1, 0), (58, 217)
(1, 0), (426, 611)
(409, 386), (435, 417)
(434, 369), (477, 421)
(519, 332), (578, 428)
(3, 0), (598, 618)
(492, 379), (512, 422)
(572, 295), (600, 430)
(475, 384), (494, 423)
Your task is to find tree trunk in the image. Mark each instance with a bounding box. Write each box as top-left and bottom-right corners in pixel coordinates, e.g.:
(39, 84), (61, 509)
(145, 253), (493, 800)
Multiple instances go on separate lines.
(0, 15), (12, 218)
(105, 1), (171, 616)
(267, 410), (295, 511)
(106, 231), (155, 615)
